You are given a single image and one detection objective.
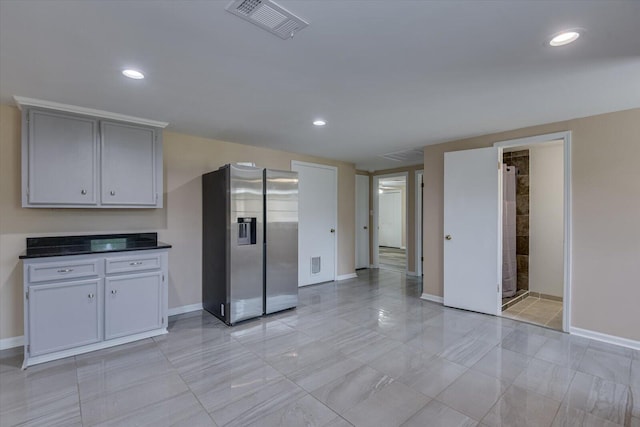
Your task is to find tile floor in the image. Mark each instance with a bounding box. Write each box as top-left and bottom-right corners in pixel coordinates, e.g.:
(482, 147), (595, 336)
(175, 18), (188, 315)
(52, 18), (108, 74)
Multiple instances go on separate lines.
(502, 296), (564, 330)
(378, 246), (406, 272)
(1, 269), (638, 427)
(501, 289), (528, 309)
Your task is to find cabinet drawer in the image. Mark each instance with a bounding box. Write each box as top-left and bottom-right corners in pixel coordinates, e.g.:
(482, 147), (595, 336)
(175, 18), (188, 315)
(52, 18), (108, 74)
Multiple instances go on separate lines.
(29, 259), (100, 283)
(105, 253), (161, 274)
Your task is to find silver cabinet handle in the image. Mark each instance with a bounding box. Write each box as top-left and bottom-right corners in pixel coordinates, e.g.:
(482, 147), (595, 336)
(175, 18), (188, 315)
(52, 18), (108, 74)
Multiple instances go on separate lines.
(129, 261), (143, 266)
(330, 229), (335, 233)
(81, 189), (87, 195)
(110, 190), (116, 196)
(88, 293), (95, 299)
(58, 268), (74, 273)
(445, 235), (452, 241)
(111, 289), (117, 295)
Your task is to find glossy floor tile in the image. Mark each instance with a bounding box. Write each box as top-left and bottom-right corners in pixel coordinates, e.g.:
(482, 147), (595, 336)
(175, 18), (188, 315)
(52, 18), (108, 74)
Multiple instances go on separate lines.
(0, 269), (636, 426)
(481, 384), (561, 427)
(436, 369), (508, 420)
(401, 399), (476, 427)
(378, 246), (406, 272)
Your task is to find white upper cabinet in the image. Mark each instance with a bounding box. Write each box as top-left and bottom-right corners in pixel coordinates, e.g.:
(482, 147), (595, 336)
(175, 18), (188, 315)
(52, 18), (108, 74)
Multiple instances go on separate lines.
(101, 121), (159, 206)
(18, 97), (168, 209)
(26, 109), (99, 205)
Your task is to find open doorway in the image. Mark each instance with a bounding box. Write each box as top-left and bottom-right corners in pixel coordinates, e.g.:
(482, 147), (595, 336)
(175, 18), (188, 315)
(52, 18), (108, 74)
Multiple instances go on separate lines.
(373, 173), (408, 273)
(499, 140), (565, 330)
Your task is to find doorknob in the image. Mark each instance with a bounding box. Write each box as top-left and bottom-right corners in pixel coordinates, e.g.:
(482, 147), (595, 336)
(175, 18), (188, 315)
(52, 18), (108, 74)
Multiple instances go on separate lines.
(445, 235), (452, 240)
(330, 228), (335, 233)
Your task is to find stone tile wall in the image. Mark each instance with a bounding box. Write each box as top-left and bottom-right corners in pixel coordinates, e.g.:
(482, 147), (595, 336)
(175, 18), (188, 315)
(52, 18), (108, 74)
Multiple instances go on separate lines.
(503, 150), (529, 291)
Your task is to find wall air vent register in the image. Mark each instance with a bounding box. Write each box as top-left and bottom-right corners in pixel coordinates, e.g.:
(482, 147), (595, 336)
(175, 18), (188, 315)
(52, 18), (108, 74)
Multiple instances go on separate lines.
(226, 0), (309, 40)
(311, 256), (321, 275)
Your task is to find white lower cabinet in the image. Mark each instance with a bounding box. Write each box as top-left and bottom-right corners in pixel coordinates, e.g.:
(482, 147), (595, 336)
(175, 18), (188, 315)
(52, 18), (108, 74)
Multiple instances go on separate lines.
(23, 249), (168, 368)
(28, 279), (102, 356)
(105, 271), (163, 340)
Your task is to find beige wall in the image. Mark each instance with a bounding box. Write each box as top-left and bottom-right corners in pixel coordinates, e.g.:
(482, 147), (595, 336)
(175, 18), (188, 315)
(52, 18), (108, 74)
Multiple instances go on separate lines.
(529, 143), (564, 298)
(0, 104), (356, 340)
(423, 108), (640, 341)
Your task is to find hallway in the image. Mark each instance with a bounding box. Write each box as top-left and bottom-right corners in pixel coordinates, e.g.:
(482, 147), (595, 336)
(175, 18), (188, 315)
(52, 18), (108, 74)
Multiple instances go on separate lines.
(379, 246), (406, 272)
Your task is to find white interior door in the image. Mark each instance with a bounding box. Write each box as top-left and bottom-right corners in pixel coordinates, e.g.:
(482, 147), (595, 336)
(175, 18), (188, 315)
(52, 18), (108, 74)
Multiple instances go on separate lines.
(292, 161), (337, 286)
(379, 191), (402, 248)
(444, 147), (500, 315)
(355, 175), (370, 268)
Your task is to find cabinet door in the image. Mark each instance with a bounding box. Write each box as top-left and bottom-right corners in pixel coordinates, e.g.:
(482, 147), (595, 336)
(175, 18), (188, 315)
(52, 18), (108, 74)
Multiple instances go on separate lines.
(101, 121), (157, 206)
(104, 271), (163, 340)
(28, 279), (101, 356)
(27, 109), (98, 205)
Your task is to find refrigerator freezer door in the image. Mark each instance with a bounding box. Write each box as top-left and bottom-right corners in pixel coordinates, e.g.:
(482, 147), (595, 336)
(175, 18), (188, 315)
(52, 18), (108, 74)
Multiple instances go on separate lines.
(265, 169), (299, 314)
(229, 165), (264, 324)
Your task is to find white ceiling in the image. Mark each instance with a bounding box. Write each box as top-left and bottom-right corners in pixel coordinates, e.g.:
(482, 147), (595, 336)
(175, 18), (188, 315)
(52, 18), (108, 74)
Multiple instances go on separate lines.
(1, 1), (639, 171)
(379, 176), (407, 189)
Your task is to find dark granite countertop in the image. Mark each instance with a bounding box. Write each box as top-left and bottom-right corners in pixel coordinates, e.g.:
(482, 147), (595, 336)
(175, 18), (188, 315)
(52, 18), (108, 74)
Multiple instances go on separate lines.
(19, 233), (171, 259)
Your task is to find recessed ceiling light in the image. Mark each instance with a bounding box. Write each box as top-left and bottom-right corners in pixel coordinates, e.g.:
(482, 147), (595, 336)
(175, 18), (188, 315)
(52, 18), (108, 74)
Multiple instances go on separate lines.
(549, 30), (581, 47)
(122, 69), (145, 79)
(313, 120), (326, 126)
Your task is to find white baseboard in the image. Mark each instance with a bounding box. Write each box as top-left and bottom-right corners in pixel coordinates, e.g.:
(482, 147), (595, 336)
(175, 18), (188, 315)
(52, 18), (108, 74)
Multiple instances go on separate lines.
(0, 335), (24, 350)
(24, 328), (167, 368)
(336, 273), (358, 281)
(570, 327), (640, 351)
(168, 303), (203, 317)
(1, 305), (202, 351)
(420, 293), (444, 304)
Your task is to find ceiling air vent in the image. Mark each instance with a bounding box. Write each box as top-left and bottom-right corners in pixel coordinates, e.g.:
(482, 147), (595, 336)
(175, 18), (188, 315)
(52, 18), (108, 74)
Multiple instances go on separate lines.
(380, 148), (424, 162)
(226, 0), (309, 40)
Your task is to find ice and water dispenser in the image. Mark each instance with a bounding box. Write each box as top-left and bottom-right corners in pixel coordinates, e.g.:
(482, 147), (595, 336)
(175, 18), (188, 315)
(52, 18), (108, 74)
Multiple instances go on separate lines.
(237, 217), (257, 245)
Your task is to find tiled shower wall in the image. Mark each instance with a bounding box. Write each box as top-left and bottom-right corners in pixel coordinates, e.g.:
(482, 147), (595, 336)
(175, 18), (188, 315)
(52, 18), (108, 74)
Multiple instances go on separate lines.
(503, 150), (529, 291)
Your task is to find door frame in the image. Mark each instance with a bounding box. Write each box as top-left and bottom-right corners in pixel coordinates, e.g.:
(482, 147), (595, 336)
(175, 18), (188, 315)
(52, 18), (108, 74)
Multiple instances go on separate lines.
(291, 160), (339, 283)
(355, 174), (370, 269)
(372, 172), (409, 272)
(494, 131), (572, 332)
(415, 170), (424, 276)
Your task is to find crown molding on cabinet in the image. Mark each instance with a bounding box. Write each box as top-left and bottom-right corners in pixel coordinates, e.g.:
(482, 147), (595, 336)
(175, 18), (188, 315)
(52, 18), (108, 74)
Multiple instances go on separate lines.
(13, 96), (169, 128)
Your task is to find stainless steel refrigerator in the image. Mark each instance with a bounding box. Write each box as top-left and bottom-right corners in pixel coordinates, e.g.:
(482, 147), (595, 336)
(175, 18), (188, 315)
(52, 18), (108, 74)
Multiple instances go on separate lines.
(202, 165), (298, 326)
(264, 169), (298, 314)
(202, 164), (264, 325)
